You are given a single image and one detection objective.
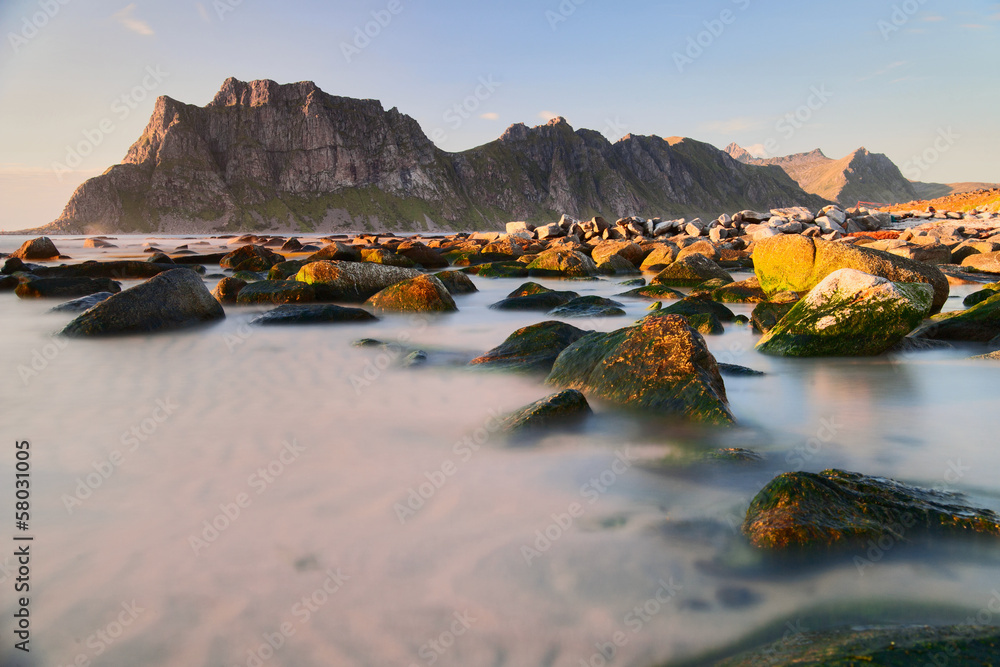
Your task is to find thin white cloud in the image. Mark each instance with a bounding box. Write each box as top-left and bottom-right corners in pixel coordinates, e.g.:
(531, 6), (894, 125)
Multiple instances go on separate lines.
(480, 112), (499, 121)
(538, 111), (559, 121)
(857, 60), (907, 82)
(114, 4), (154, 36)
(196, 3), (211, 23)
(744, 143), (768, 158)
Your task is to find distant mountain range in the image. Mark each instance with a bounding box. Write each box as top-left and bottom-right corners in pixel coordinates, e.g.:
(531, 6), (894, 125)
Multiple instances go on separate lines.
(24, 78), (830, 235)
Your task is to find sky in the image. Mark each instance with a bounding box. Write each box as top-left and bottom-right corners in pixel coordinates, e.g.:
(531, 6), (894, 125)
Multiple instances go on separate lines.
(1, 0), (998, 230)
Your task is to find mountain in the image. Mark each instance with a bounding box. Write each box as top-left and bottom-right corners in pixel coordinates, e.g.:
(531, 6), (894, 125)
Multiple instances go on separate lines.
(725, 143), (918, 208)
(31, 78), (829, 235)
(911, 181), (1000, 200)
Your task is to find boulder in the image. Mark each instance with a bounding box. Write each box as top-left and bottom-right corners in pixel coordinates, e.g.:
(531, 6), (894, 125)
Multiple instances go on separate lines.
(84, 238), (117, 248)
(0, 275), (21, 291)
(220, 245), (285, 272)
(756, 269), (933, 357)
(743, 469), (1000, 550)
(545, 314), (734, 424)
(751, 302), (795, 335)
(675, 240), (720, 263)
(235, 280), (317, 305)
(706, 276), (768, 303)
(28, 260), (185, 280)
(500, 390), (592, 436)
(212, 277), (247, 304)
(295, 261), (421, 301)
(49, 292), (116, 313)
(910, 291), (1000, 342)
(365, 274), (457, 313)
(490, 290), (579, 311)
(360, 248), (418, 268)
(596, 254), (641, 275)
(15, 277), (121, 299)
(305, 242), (362, 263)
(464, 262), (531, 279)
(433, 271), (478, 295)
(651, 255), (732, 287)
(753, 234), (950, 312)
(616, 284), (685, 301)
(658, 296), (736, 322)
(962, 251), (1000, 274)
(963, 284), (1000, 307)
(10, 237), (60, 260)
(525, 249), (599, 277)
(591, 241), (645, 267)
(685, 312), (724, 335)
(639, 244), (680, 271)
(548, 296), (626, 318)
(61, 269), (224, 337)
(470, 321), (591, 374)
(267, 260), (308, 280)
(252, 304), (377, 325)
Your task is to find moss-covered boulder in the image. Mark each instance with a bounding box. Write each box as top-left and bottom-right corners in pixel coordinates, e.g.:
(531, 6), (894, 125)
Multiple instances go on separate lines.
(658, 295), (737, 322)
(433, 270), (478, 295)
(395, 241), (449, 268)
(365, 274), (457, 313)
(596, 254), (641, 275)
(548, 296), (626, 318)
(685, 312), (724, 335)
(252, 304), (377, 325)
(753, 234), (950, 313)
(14, 277), (121, 299)
(61, 269), (224, 337)
(305, 242), (362, 263)
(526, 249), (599, 277)
(235, 280), (317, 305)
(500, 389), (592, 435)
(756, 269), (933, 357)
(743, 469), (1000, 551)
(211, 277), (247, 304)
(910, 291), (1000, 342)
(469, 321), (591, 373)
(707, 276), (769, 303)
(751, 301), (795, 335)
(963, 283), (1000, 307)
(616, 284), (685, 301)
(296, 260), (421, 301)
(360, 247), (418, 268)
(545, 314), (734, 424)
(267, 260), (307, 280)
(220, 245), (285, 272)
(490, 284), (579, 311)
(463, 261), (531, 279)
(651, 254), (733, 287)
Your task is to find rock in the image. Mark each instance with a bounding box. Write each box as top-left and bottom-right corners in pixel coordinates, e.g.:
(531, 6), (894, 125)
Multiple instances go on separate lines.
(84, 238), (117, 248)
(306, 242), (363, 263)
(252, 304), (377, 325)
(616, 284), (685, 301)
(591, 241), (644, 267)
(212, 277), (247, 304)
(911, 291), (1000, 342)
(887, 337), (953, 353)
(61, 269), (225, 337)
(15, 277), (121, 299)
(743, 469), (1000, 550)
(658, 296), (736, 322)
(220, 245), (286, 272)
(489, 287), (579, 311)
(464, 262), (531, 279)
(545, 314), (734, 424)
(280, 238), (302, 252)
(753, 234), (950, 312)
(500, 389), (592, 436)
(718, 363), (765, 377)
(751, 302), (795, 335)
(962, 251), (1000, 273)
(480, 237), (525, 260)
(548, 296), (626, 318)
(596, 254), (641, 275)
(506, 221), (534, 234)
(707, 276), (768, 303)
(469, 321), (591, 374)
(675, 239), (720, 262)
(365, 274), (457, 313)
(0, 275), (20, 291)
(295, 261), (422, 301)
(535, 223), (564, 240)
(49, 292), (116, 312)
(685, 312), (724, 335)
(963, 284), (1000, 307)
(146, 252), (175, 264)
(360, 247), (418, 268)
(25, 260), (185, 280)
(235, 280), (317, 305)
(639, 244), (680, 271)
(887, 242), (951, 265)
(433, 270), (478, 295)
(267, 260), (308, 280)
(771, 206), (814, 223)
(10, 237), (60, 260)
(757, 269), (933, 357)
(651, 255), (733, 287)
(525, 249), (598, 277)
(231, 270), (265, 282)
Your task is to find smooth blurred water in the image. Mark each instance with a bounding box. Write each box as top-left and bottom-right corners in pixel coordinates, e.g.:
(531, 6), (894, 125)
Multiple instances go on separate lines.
(2, 235), (1000, 667)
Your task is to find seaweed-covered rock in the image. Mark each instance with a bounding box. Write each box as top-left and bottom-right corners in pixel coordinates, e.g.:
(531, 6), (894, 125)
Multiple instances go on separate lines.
(220, 245), (285, 272)
(296, 260), (421, 301)
(365, 274), (457, 313)
(756, 269), (933, 357)
(15, 277), (121, 299)
(525, 249), (599, 277)
(753, 234), (950, 312)
(211, 277), (247, 305)
(651, 254), (733, 287)
(469, 321), (591, 373)
(548, 296), (626, 318)
(490, 284), (579, 311)
(433, 270), (478, 295)
(708, 276), (769, 303)
(658, 296), (736, 322)
(545, 314), (734, 424)
(11, 236), (60, 260)
(252, 304), (377, 325)
(751, 301), (796, 335)
(718, 363), (766, 377)
(235, 280), (316, 305)
(61, 269), (224, 337)
(616, 284), (685, 301)
(910, 291), (1000, 342)
(500, 389), (592, 435)
(360, 247), (418, 268)
(964, 284), (1000, 307)
(267, 260), (308, 280)
(685, 312), (724, 335)
(743, 469), (1000, 550)
(463, 261), (531, 279)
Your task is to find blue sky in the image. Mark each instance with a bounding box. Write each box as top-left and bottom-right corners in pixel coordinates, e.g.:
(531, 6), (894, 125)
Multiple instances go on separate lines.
(1, 0), (998, 230)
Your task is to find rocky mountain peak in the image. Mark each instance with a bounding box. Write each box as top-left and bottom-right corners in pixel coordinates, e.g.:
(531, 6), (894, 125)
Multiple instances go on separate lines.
(209, 77), (322, 108)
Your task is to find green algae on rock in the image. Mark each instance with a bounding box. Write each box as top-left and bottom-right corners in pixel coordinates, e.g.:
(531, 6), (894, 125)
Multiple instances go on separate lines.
(365, 274), (457, 313)
(525, 249), (599, 277)
(651, 254), (733, 287)
(548, 295), (626, 318)
(469, 321), (591, 374)
(500, 389), (592, 435)
(296, 260), (422, 301)
(911, 291), (1000, 342)
(235, 279), (317, 305)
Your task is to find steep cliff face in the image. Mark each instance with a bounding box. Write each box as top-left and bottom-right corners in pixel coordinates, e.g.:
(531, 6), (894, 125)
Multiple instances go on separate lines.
(726, 143), (918, 207)
(40, 78), (827, 234)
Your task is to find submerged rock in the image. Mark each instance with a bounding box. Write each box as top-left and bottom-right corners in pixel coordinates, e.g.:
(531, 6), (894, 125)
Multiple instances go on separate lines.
(295, 260), (421, 301)
(545, 314), (734, 424)
(718, 363), (766, 377)
(658, 296), (736, 322)
(756, 269), (934, 357)
(433, 270), (478, 295)
(49, 292), (116, 312)
(707, 276), (769, 303)
(751, 301), (795, 335)
(61, 269), (225, 337)
(211, 277), (247, 304)
(464, 261), (531, 279)
(490, 284), (579, 311)
(469, 321), (591, 374)
(365, 274), (457, 313)
(684, 312), (724, 335)
(548, 295), (626, 318)
(235, 280), (316, 305)
(911, 291), (1000, 342)
(500, 389), (592, 435)
(742, 469), (1000, 550)
(616, 284), (685, 301)
(252, 304), (377, 325)
(651, 254), (732, 287)
(220, 244), (286, 272)
(15, 277), (121, 299)
(268, 260), (308, 280)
